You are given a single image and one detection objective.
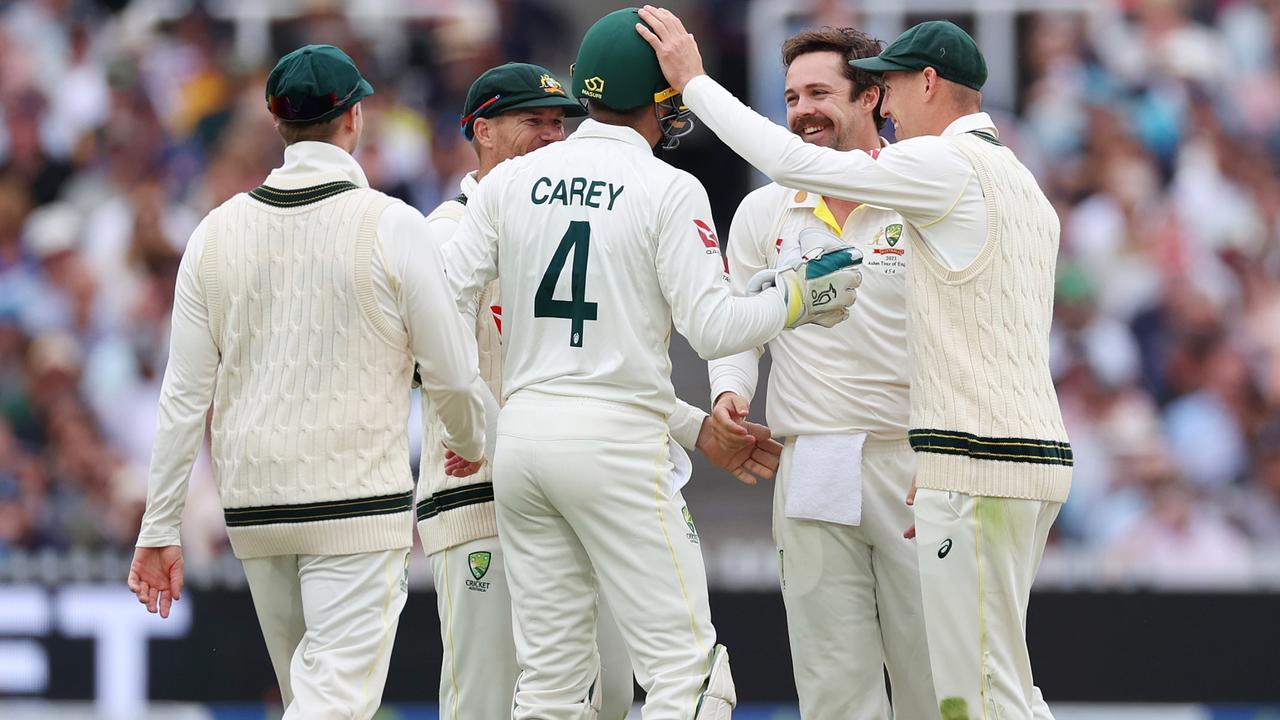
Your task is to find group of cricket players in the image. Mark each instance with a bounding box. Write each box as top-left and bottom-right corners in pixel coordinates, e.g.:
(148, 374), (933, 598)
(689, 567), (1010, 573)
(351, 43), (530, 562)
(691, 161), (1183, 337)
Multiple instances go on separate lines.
(128, 4), (1074, 720)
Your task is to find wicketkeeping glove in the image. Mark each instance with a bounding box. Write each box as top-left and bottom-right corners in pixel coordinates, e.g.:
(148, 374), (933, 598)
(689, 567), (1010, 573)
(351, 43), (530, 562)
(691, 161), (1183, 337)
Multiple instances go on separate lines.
(747, 244), (863, 329)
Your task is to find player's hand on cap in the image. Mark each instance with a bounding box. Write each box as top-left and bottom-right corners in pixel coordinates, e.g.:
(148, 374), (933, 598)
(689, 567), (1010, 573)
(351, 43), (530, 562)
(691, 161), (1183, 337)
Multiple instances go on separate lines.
(709, 392), (753, 451)
(635, 5), (705, 93)
(748, 245), (864, 329)
(444, 449), (485, 478)
(127, 545), (184, 619)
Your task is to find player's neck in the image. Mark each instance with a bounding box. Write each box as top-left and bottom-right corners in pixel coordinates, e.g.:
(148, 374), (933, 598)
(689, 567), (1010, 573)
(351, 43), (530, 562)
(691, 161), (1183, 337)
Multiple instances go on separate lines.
(821, 196), (860, 229)
(475, 152), (501, 182)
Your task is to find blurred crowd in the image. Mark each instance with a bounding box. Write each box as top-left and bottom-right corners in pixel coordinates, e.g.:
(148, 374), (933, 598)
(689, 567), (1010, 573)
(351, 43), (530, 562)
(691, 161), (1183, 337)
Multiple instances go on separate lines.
(1, 0), (1278, 589)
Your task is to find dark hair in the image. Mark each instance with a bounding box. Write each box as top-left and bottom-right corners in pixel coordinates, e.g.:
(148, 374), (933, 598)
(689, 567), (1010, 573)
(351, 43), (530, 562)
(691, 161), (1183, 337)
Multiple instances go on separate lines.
(275, 113), (345, 145)
(781, 27), (885, 130)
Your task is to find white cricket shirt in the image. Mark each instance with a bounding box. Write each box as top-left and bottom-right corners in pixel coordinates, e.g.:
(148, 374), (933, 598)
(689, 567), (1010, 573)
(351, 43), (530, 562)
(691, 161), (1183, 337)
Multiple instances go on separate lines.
(709, 184), (910, 438)
(445, 119), (787, 420)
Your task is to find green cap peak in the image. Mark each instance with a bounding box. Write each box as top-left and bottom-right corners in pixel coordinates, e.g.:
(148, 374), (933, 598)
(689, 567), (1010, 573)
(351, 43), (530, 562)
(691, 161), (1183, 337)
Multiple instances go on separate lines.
(848, 21), (987, 91)
(266, 44), (373, 123)
(460, 62), (586, 140)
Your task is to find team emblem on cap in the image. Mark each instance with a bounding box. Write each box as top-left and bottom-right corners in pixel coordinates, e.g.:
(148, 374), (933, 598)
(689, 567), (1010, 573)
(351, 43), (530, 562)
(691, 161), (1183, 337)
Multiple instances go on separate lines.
(539, 74), (564, 94)
(582, 76), (605, 97)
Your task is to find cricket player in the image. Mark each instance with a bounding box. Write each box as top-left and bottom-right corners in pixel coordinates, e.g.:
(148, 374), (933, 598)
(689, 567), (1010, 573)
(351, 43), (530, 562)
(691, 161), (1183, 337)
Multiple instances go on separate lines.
(706, 27), (934, 718)
(641, 8), (1072, 718)
(127, 45), (489, 719)
(422, 61), (787, 720)
(443, 9), (863, 719)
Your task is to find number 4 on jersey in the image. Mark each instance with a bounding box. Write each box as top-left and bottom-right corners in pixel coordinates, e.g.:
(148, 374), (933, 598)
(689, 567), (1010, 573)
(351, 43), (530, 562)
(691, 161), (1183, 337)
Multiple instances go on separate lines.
(534, 221), (599, 347)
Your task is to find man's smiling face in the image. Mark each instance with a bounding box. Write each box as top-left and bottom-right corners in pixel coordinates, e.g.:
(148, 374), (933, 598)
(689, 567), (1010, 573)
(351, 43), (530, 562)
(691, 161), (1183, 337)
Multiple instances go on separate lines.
(784, 50), (868, 151)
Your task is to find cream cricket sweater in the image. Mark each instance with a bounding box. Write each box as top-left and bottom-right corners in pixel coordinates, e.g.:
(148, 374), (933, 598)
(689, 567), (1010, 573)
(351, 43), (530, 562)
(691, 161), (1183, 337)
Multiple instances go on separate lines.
(907, 133), (1072, 502)
(136, 142), (488, 560)
(204, 181), (416, 558)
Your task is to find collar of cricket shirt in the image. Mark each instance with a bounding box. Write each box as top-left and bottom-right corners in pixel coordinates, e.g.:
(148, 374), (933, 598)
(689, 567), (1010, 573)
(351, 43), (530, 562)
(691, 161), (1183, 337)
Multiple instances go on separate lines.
(783, 134), (886, 233)
(941, 112), (998, 139)
(568, 118), (653, 153)
(459, 170), (480, 199)
(263, 140), (372, 191)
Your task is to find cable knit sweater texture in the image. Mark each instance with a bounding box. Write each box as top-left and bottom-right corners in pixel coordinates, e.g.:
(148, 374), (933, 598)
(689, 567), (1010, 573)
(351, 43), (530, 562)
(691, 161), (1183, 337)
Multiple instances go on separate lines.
(908, 133), (1073, 502)
(205, 183), (416, 558)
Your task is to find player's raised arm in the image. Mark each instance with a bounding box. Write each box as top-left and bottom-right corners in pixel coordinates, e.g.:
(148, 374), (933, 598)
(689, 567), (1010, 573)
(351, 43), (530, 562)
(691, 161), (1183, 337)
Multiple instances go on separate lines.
(637, 6), (959, 226)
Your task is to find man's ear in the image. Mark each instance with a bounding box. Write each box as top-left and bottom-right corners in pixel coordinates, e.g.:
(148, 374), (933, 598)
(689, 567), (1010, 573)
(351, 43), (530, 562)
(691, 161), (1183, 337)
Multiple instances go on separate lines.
(859, 85), (881, 114)
(473, 117), (492, 147)
(921, 67), (940, 102)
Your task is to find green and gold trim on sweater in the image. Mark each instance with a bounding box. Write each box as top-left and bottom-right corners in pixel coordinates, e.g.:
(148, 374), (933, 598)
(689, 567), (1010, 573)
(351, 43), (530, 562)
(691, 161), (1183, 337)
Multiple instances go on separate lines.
(248, 181), (359, 207)
(224, 491), (413, 527)
(415, 482), (495, 522)
(909, 429), (1073, 467)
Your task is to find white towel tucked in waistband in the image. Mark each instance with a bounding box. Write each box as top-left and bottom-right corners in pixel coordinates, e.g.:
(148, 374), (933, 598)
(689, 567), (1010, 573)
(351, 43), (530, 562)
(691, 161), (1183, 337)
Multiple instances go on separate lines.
(785, 433), (866, 526)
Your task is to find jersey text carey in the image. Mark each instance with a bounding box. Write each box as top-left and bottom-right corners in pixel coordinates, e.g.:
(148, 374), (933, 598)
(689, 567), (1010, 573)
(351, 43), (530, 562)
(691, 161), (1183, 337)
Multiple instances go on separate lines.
(530, 177), (624, 210)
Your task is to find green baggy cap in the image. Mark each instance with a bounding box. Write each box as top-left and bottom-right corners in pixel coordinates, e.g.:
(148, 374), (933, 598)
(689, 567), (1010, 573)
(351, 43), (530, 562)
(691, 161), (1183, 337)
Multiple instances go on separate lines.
(848, 20), (987, 91)
(573, 8), (678, 112)
(266, 44), (374, 123)
(460, 62), (586, 140)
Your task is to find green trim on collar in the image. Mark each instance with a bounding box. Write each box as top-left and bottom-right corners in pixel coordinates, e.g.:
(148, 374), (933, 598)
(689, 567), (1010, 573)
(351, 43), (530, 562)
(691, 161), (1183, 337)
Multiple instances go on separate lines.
(909, 429), (1073, 466)
(224, 491), (412, 527)
(967, 130), (1003, 147)
(248, 180), (359, 207)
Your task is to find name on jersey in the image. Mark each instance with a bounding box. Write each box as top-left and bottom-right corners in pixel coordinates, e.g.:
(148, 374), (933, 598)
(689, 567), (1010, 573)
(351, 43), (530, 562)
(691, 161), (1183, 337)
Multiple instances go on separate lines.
(531, 176), (624, 210)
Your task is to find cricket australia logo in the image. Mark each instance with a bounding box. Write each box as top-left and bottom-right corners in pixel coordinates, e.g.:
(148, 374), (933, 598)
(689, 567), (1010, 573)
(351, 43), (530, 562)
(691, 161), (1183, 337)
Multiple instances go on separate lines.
(885, 224), (902, 247)
(682, 506), (699, 544)
(582, 76), (606, 98)
(539, 74), (564, 94)
(466, 551), (492, 592)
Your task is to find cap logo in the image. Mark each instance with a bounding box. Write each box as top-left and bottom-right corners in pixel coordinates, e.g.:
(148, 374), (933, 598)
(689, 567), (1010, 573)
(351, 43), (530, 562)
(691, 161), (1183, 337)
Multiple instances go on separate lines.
(938, 47), (946, 55)
(582, 76), (605, 98)
(539, 74), (565, 94)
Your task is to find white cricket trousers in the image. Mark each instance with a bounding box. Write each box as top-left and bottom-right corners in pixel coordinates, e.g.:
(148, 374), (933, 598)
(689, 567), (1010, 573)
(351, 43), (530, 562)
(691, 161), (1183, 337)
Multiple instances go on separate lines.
(241, 548), (410, 720)
(773, 437), (935, 720)
(432, 536), (635, 720)
(914, 488), (1060, 720)
(494, 393), (732, 720)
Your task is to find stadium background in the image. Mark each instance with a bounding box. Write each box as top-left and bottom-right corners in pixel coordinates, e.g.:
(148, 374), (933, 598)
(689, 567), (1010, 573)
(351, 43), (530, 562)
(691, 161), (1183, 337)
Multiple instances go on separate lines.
(1, 0), (1279, 717)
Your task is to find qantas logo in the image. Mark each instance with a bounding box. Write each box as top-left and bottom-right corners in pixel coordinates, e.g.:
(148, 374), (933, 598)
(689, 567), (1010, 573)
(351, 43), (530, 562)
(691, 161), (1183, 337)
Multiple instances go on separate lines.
(694, 219), (728, 274)
(491, 305), (502, 334)
(694, 219), (718, 249)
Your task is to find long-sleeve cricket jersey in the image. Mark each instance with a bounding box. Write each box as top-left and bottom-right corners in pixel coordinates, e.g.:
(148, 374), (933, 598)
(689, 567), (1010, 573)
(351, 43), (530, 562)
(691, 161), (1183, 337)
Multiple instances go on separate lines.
(445, 119), (788, 421)
(708, 183), (910, 439)
(683, 75), (1071, 502)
